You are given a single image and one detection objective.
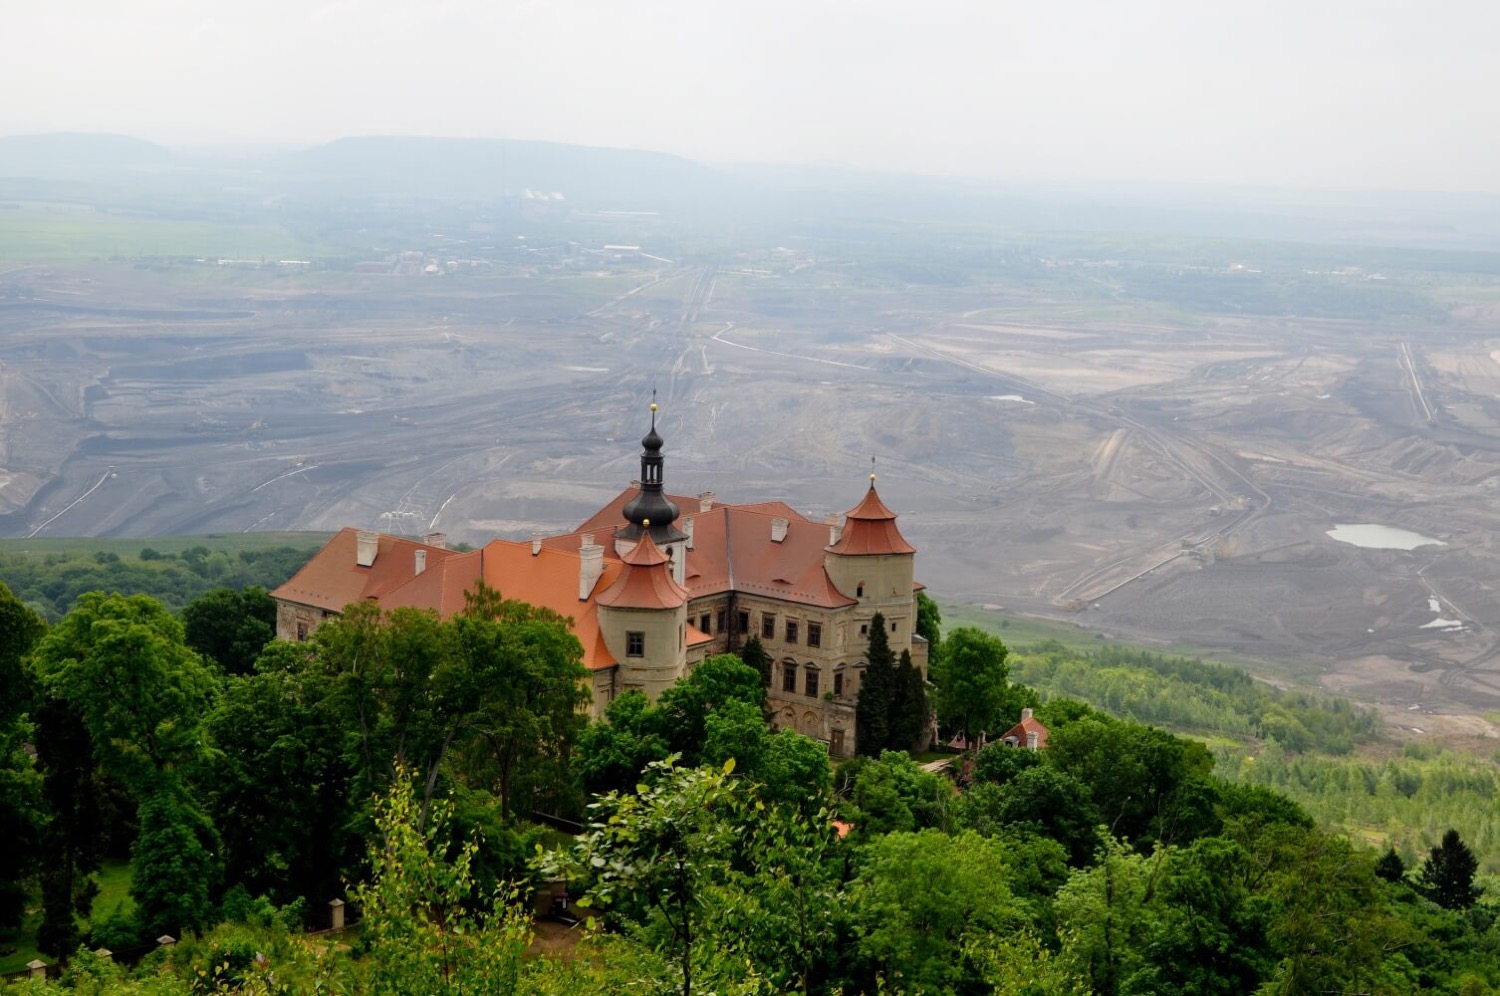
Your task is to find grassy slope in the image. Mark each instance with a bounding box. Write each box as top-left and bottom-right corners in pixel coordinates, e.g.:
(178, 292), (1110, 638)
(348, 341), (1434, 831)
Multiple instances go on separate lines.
(0, 861), (133, 975)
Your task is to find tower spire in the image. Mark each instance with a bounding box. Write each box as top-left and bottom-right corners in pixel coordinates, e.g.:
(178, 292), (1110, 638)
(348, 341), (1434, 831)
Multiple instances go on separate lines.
(621, 395), (684, 545)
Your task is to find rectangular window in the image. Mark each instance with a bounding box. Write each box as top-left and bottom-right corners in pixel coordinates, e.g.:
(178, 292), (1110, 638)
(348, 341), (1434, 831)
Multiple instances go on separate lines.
(786, 620), (799, 644)
(860, 623), (868, 636)
(716, 610), (726, 634)
(700, 614), (711, 634)
(892, 621), (898, 633)
(738, 610), (750, 635)
(626, 631), (645, 657)
(807, 622), (822, 648)
(782, 662), (797, 693)
(834, 671), (844, 697)
(805, 669), (819, 698)
(295, 621), (309, 642)
(762, 613), (776, 639)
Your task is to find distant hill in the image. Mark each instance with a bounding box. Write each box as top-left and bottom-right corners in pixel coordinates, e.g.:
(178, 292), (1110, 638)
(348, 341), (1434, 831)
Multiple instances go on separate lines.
(0, 132), (178, 180)
(273, 135), (728, 210)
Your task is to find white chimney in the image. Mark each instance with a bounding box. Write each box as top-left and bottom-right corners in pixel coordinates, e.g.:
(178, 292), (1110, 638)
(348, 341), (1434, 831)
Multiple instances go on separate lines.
(826, 514), (842, 546)
(1021, 707), (1033, 721)
(424, 532), (447, 550)
(771, 517), (789, 543)
(682, 516), (695, 550)
(414, 549), (426, 575)
(532, 532), (543, 556)
(356, 531), (379, 567)
(1026, 730), (1040, 751)
(579, 533), (604, 600)
(699, 491), (715, 513)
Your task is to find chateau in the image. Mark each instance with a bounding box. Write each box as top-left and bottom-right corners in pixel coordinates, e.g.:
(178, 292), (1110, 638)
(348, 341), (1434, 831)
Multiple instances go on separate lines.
(271, 405), (925, 757)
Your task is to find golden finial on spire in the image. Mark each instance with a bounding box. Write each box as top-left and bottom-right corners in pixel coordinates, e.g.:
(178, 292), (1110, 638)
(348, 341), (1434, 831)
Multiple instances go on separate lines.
(643, 518), (651, 527)
(870, 455), (877, 485)
(650, 402), (658, 413)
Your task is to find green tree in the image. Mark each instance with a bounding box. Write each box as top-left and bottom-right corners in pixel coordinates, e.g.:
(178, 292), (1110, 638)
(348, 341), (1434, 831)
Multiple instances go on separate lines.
(851, 830), (1030, 994)
(855, 612), (894, 755)
(577, 690), (671, 795)
(931, 626), (1012, 749)
(1419, 829), (1481, 910)
(887, 648), (928, 752)
(1055, 835), (1160, 996)
(552, 758), (742, 996)
(31, 698), (105, 957)
(837, 751), (950, 838)
(1375, 846), (1407, 884)
(915, 590), (942, 647)
(31, 592), (222, 937)
(655, 654), (765, 764)
(353, 765), (532, 994)
(181, 585), (275, 675)
(739, 634), (770, 686)
(0, 582), (46, 931)
(203, 651), (352, 907)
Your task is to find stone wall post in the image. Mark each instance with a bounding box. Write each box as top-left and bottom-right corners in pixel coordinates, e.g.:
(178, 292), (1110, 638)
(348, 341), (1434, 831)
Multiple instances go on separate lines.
(27, 959), (46, 980)
(329, 897), (346, 931)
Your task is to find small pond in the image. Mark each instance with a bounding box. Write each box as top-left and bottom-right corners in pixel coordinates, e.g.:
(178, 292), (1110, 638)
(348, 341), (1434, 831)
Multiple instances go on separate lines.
(1325, 523), (1445, 551)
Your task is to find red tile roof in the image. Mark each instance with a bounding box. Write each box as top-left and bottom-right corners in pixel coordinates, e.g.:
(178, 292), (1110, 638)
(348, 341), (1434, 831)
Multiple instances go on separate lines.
(1000, 712), (1050, 749)
(596, 532), (690, 610)
(271, 528), (465, 613)
(827, 483), (915, 556)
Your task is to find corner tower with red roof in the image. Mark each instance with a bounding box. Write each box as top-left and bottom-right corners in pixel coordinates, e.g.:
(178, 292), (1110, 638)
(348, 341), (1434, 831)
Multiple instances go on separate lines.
(596, 523), (692, 700)
(824, 472), (922, 677)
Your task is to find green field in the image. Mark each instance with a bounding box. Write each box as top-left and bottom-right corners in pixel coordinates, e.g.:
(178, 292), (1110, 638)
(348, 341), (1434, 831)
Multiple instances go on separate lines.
(0, 208), (323, 262)
(0, 861), (134, 976)
(0, 531), (330, 560)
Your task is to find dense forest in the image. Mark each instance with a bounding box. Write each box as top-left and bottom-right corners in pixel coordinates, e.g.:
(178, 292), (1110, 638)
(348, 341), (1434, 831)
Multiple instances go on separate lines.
(1, 574), (1498, 993)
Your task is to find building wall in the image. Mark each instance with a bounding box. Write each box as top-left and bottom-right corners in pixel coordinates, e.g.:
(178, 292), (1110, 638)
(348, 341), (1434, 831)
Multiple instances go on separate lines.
(597, 602), (689, 701)
(275, 600), (331, 643)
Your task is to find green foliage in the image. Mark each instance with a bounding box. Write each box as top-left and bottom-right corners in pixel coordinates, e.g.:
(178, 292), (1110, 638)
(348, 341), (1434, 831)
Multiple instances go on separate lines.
(1011, 641), (1378, 752)
(180, 586), (275, 676)
(551, 757), (742, 995)
(836, 751), (950, 838)
(31, 592), (217, 783)
(738, 633), (770, 685)
(915, 590), (941, 647)
(931, 626), (1015, 747)
(1046, 713), (1217, 847)
(0, 540), (318, 621)
(1420, 829), (1482, 910)
(352, 765), (532, 994)
(852, 830), (1031, 994)
(0, 582), (46, 931)
(887, 649), (927, 752)
(855, 612), (894, 755)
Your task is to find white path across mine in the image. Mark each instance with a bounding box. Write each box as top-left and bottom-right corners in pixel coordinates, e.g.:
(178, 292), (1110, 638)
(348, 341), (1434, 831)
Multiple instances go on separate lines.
(26, 467), (112, 538)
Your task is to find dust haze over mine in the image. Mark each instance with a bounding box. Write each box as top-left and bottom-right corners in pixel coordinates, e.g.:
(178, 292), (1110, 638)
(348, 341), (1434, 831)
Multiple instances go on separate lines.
(4, 133), (1500, 726)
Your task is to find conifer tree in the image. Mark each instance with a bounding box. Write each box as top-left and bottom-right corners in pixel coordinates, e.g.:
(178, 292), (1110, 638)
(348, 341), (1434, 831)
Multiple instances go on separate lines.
(888, 649), (928, 752)
(1419, 829), (1480, 909)
(1374, 846), (1406, 884)
(739, 634), (771, 687)
(856, 612), (894, 756)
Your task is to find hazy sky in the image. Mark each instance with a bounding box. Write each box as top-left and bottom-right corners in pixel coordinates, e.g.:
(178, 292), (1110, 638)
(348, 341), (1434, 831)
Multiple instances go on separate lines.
(5, 0), (1498, 192)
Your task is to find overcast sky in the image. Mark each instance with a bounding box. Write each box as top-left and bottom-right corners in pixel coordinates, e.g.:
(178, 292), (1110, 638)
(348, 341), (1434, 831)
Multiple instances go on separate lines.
(4, 0), (1497, 193)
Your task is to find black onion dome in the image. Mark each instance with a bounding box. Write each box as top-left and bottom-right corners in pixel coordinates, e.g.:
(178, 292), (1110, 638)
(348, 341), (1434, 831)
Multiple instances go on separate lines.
(619, 400), (685, 545)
